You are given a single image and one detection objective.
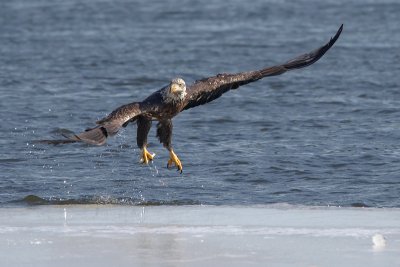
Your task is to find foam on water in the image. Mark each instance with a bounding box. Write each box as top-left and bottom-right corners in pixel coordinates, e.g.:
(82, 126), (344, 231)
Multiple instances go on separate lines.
(11, 194), (201, 206)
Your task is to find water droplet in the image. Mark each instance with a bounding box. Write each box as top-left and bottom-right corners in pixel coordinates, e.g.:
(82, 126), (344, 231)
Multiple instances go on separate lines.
(64, 208), (67, 225)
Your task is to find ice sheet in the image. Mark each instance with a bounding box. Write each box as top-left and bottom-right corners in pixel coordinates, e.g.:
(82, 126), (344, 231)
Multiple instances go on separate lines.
(0, 205), (399, 267)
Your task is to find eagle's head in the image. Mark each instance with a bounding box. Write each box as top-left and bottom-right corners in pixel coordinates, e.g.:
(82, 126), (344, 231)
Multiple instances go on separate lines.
(162, 77), (187, 103)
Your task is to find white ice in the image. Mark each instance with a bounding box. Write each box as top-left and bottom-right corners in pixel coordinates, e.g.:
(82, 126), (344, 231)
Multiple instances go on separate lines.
(0, 205), (399, 267)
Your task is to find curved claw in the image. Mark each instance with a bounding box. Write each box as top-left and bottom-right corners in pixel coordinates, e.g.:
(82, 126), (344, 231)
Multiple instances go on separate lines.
(167, 150), (183, 173)
(140, 147), (155, 165)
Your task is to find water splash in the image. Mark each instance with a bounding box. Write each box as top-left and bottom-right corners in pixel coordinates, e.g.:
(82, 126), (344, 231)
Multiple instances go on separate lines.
(14, 195), (201, 206)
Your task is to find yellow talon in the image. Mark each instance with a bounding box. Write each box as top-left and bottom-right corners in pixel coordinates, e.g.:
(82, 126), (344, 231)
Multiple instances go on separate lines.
(140, 147), (155, 164)
(167, 150), (183, 173)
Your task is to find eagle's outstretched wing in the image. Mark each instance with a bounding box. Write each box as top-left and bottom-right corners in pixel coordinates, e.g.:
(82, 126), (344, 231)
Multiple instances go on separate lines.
(41, 102), (143, 145)
(182, 24), (343, 111)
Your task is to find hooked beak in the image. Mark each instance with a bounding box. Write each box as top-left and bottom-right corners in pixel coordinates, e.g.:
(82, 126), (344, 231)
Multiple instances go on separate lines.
(170, 83), (181, 94)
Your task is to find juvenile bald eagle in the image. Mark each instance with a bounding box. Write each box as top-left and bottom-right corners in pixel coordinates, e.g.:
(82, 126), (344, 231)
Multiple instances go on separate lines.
(45, 25), (343, 173)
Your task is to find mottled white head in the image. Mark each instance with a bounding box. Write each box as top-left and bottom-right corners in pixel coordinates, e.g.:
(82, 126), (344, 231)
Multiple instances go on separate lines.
(162, 77), (187, 103)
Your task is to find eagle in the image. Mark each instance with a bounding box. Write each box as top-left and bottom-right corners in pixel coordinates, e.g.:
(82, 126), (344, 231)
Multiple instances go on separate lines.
(44, 25), (343, 173)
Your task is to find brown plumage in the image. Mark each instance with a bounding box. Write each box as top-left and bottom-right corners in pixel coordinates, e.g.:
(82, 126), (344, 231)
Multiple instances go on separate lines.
(41, 25), (343, 172)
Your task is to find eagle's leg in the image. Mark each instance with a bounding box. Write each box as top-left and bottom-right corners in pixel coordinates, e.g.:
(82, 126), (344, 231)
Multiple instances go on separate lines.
(141, 146), (155, 164)
(156, 120), (183, 173)
(137, 116), (155, 164)
(167, 149), (183, 173)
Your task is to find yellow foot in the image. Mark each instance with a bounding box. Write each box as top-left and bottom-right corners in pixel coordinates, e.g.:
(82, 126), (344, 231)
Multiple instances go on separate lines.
(140, 147), (155, 164)
(167, 150), (183, 173)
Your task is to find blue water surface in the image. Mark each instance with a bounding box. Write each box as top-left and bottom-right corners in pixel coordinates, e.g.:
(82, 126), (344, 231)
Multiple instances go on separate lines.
(1, 0), (399, 207)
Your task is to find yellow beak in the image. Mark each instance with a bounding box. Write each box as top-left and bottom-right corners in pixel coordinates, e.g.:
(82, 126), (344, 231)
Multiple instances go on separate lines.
(170, 83), (180, 93)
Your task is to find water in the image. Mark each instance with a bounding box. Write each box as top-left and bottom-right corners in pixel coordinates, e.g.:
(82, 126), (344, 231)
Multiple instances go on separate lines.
(1, 0), (400, 208)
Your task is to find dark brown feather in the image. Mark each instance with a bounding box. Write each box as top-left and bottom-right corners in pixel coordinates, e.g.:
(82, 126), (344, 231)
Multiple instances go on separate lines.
(41, 102), (145, 146)
(136, 116), (152, 149)
(182, 24), (343, 111)
(64, 103), (143, 145)
(96, 102), (142, 125)
(34, 139), (79, 145)
(156, 120), (173, 150)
